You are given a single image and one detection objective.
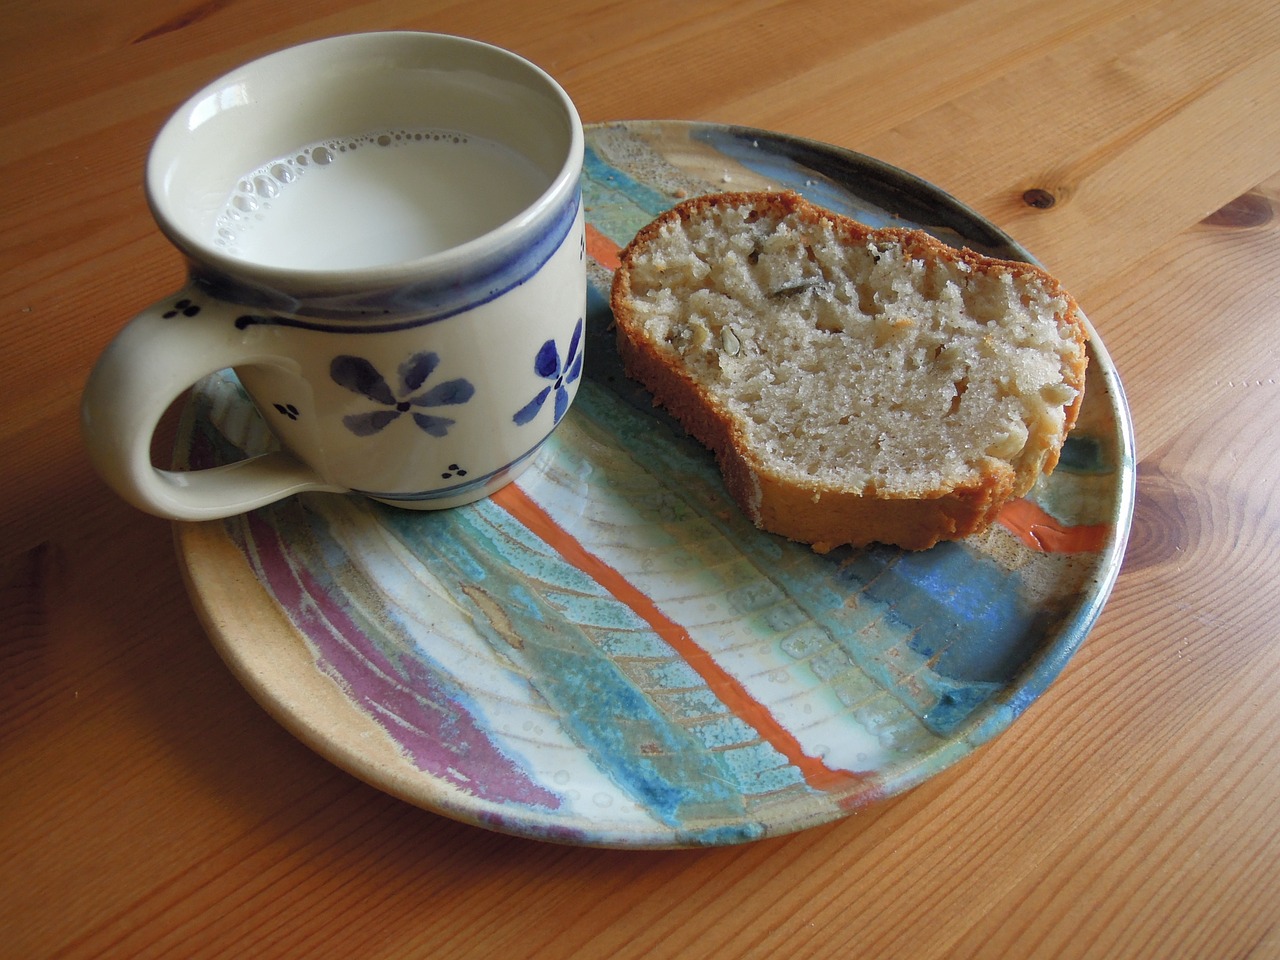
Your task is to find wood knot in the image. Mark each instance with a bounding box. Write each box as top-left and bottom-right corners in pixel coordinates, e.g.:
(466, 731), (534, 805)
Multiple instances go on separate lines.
(1022, 188), (1056, 210)
(1202, 192), (1272, 228)
(132, 0), (234, 43)
(1125, 462), (1200, 573)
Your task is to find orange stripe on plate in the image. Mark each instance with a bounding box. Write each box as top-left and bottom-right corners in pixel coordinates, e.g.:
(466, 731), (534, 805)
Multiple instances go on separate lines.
(585, 223), (622, 271)
(493, 483), (858, 791)
(997, 498), (1110, 553)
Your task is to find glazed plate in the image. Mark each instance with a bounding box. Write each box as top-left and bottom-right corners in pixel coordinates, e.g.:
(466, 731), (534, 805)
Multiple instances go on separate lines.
(174, 120), (1136, 848)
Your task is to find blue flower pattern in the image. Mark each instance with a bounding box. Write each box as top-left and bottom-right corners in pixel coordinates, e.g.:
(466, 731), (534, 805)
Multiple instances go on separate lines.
(331, 352), (474, 437)
(513, 318), (584, 427)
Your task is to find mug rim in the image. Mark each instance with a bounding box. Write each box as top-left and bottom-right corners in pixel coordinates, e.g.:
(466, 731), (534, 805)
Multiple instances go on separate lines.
(145, 31), (584, 289)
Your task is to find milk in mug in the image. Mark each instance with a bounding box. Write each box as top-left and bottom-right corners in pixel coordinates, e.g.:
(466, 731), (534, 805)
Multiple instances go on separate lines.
(214, 129), (551, 270)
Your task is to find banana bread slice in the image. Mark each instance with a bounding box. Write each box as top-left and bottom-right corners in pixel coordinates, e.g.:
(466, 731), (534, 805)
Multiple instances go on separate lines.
(610, 190), (1088, 551)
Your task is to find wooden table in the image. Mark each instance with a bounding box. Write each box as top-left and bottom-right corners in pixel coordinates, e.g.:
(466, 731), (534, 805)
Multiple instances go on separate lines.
(4, 1), (1279, 956)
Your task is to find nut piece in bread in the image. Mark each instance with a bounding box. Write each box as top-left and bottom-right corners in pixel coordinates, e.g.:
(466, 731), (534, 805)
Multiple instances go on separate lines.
(609, 191), (1088, 552)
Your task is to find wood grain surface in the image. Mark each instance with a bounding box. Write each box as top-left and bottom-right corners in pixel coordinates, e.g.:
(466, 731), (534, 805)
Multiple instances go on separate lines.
(3, 1), (1279, 957)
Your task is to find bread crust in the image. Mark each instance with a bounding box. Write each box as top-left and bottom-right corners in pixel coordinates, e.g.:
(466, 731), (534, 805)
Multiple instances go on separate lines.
(610, 191), (1088, 552)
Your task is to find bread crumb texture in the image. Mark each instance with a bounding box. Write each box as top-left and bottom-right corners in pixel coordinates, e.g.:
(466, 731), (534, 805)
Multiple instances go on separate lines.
(611, 191), (1088, 549)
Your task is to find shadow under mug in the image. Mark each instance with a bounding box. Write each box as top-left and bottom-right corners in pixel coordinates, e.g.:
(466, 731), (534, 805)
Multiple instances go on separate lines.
(82, 31), (586, 521)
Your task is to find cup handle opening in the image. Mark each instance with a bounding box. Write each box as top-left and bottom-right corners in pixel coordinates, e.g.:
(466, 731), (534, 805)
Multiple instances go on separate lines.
(81, 286), (346, 521)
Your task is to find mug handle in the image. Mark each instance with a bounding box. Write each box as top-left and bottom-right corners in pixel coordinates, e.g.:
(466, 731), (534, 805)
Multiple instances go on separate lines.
(81, 285), (346, 521)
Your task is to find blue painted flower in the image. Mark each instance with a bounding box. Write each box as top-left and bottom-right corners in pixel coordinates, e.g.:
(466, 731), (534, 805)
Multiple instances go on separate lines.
(331, 352), (474, 437)
(513, 318), (584, 427)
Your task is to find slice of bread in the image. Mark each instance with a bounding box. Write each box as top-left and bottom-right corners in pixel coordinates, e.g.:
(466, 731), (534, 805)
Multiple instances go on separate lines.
(610, 190), (1088, 552)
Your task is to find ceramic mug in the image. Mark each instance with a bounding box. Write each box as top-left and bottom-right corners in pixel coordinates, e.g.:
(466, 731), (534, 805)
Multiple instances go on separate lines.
(82, 32), (585, 520)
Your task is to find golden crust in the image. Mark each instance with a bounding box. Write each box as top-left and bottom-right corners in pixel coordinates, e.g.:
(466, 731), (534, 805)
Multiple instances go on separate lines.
(610, 190), (1089, 552)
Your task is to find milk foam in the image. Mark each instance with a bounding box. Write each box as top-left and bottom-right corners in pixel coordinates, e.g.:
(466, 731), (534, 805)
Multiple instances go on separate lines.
(214, 130), (550, 270)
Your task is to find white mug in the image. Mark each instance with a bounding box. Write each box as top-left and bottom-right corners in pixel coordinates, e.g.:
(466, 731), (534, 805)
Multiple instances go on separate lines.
(82, 32), (585, 520)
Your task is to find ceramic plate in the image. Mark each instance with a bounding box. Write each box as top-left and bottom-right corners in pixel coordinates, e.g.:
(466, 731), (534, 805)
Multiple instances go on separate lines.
(174, 120), (1136, 848)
